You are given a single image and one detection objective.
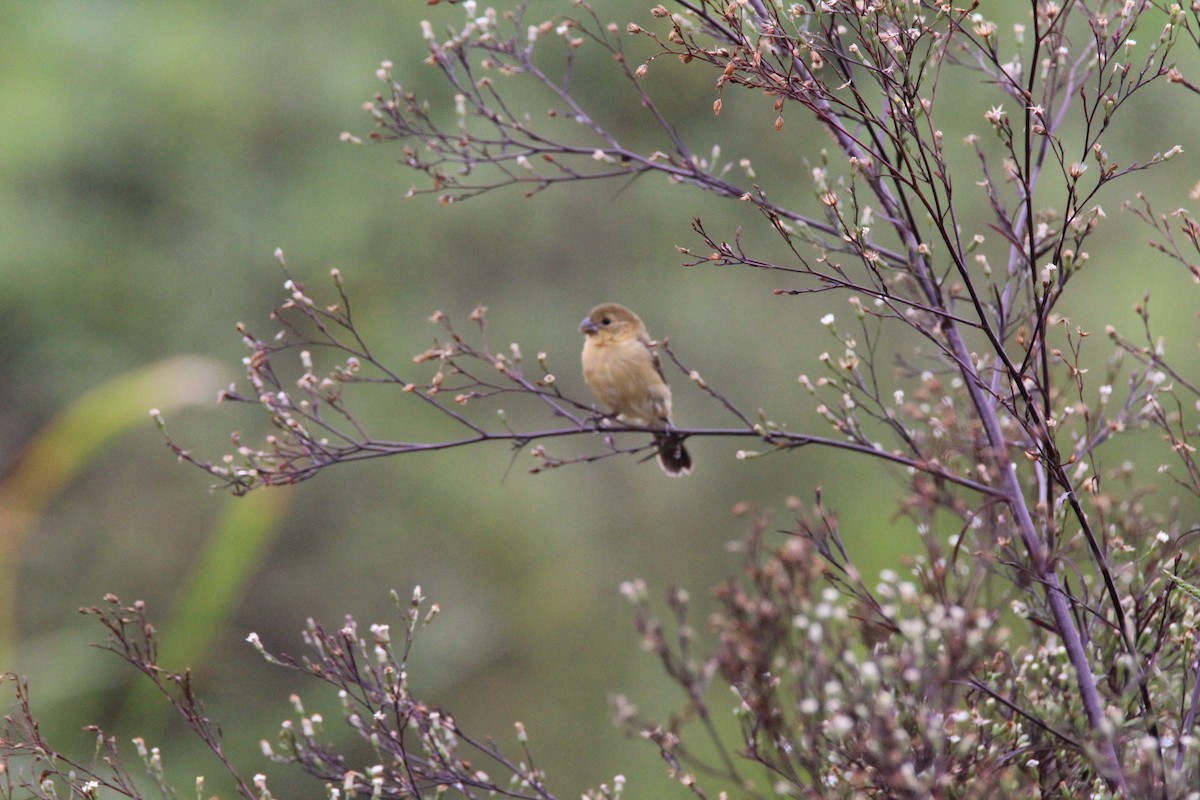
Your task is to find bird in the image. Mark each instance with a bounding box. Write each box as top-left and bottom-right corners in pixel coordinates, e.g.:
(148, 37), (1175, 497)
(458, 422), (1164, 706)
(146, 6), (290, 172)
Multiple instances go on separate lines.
(579, 303), (692, 476)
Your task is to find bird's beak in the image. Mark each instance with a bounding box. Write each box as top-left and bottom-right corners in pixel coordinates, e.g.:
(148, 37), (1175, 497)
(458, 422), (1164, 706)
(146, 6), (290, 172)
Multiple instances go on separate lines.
(579, 317), (599, 335)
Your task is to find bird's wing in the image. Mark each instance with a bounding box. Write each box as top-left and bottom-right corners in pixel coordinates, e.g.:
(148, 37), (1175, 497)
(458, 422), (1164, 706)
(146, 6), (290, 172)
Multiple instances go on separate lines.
(641, 334), (667, 383)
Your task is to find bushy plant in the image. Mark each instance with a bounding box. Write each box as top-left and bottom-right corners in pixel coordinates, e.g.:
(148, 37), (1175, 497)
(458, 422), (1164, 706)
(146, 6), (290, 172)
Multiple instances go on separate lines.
(6, 1), (1200, 797)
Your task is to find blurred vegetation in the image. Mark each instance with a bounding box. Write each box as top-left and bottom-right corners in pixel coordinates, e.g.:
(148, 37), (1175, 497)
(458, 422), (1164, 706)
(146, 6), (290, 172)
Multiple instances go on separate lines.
(2, 2), (1198, 798)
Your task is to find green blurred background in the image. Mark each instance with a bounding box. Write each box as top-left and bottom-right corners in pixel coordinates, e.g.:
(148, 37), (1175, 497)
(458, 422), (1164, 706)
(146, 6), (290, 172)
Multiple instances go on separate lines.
(2, 2), (1197, 797)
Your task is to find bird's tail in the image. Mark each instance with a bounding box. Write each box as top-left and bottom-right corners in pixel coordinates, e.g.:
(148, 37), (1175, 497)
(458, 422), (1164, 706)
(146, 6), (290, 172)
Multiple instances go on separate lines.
(654, 432), (693, 476)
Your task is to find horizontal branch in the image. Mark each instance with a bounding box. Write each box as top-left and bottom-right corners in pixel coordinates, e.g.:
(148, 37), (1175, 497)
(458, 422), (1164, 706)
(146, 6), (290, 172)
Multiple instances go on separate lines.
(168, 416), (1000, 498)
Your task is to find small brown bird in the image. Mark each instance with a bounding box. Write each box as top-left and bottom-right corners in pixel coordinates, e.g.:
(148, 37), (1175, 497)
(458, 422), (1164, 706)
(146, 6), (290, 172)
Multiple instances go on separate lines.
(579, 303), (692, 476)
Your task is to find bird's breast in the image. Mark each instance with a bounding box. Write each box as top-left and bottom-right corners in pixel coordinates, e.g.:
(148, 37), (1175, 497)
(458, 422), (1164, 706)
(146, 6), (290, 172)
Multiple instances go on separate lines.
(582, 339), (671, 426)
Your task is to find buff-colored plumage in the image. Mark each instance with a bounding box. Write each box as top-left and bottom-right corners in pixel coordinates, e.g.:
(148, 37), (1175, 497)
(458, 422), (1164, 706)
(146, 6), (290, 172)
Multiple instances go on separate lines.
(579, 303), (692, 476)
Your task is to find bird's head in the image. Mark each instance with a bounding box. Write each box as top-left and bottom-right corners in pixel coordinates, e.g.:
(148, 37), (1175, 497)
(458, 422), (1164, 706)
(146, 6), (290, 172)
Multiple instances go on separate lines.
(579, 303), (646, 343)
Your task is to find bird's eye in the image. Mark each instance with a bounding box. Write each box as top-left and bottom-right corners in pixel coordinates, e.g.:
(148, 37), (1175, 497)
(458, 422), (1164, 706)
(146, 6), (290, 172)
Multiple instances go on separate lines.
(601, 316), (611, 325)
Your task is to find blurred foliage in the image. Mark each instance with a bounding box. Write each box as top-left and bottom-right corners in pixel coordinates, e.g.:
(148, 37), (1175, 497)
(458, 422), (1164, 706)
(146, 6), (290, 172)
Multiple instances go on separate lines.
(0, 356), (227, 664)
(2, 2), (1198, 798)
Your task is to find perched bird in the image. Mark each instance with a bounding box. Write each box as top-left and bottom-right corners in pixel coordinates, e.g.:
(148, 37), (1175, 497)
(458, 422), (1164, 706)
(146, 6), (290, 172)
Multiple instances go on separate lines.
(579, 303), (692, 476)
